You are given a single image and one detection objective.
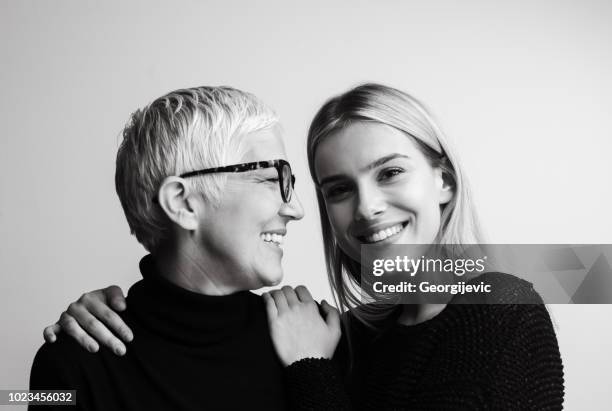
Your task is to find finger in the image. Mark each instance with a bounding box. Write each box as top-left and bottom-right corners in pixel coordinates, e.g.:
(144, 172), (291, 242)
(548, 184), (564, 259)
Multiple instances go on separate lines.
(270, 289), (289, 312)
(89, 300), (133, 343)
(262, 293), (278, 319)
(59, 312), (100, 353)
(281, 286), (299, 307)
(75, 289), (133, 343)
(321, 300), (341, 330)
(43, 323), (61, 343)
(68, 305), (127, 356)
(294, 285), (313, 303)
(104, 285), (127, 311)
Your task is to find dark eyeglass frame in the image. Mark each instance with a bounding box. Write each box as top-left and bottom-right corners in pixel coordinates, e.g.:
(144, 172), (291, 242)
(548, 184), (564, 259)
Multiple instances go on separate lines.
(157, 159), (296, 203)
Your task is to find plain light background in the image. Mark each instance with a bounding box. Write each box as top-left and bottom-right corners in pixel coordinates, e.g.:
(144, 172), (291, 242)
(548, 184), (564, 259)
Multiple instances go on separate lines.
(1, 0), (611, 409)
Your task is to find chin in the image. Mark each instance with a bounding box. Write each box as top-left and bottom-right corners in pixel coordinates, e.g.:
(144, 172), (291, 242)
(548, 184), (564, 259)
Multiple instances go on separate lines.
(268, 277), (282, 287)
(259, 270), (283, 287)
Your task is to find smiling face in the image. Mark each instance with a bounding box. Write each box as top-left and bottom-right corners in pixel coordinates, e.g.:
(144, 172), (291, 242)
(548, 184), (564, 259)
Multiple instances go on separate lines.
(196, 127), (304, 290)
(314, 122), (452, 262)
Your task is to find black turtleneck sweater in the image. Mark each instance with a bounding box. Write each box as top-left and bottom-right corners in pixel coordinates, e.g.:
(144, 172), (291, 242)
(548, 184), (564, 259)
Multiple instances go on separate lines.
(29, 256), (286, 410)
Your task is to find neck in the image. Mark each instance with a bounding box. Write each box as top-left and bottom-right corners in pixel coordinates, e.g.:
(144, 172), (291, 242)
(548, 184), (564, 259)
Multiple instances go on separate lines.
(397, 303), (447, 326)
(152, 242), (243, 296)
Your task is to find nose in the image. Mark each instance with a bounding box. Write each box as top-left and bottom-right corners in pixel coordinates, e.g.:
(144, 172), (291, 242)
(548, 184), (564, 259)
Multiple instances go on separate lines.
(354, 184), (386, 221)
(280, 192), (305, 221)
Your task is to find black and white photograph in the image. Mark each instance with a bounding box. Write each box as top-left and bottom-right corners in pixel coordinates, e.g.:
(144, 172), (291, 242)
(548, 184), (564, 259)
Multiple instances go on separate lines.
(1, 1), (611, 409)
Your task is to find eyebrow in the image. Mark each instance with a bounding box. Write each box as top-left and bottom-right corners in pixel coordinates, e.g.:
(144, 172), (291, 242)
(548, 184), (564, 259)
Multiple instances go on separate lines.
(318, 153), (411, 186)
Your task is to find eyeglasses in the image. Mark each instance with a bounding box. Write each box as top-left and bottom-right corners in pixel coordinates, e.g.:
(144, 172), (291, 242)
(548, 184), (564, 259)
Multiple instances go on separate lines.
(177, 159), (296, 203)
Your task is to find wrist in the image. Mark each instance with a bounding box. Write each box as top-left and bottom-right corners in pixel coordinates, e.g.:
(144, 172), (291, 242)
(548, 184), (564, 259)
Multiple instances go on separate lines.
(283, 352), (333, 367)
(285, 356), (333, 368)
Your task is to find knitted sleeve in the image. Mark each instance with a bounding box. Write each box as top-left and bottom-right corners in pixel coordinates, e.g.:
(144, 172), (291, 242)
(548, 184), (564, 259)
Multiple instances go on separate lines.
(488, 303), (565, 410)
(284, 357), (351, 410)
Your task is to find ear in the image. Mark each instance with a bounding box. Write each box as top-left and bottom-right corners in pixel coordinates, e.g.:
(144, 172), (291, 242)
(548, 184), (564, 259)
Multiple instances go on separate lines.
(157, 176), (200, 230)
(435, 168), (454, 205)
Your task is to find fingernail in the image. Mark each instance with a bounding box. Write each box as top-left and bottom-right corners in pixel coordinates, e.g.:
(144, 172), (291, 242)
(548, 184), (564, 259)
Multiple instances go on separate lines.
(115, 346), (125, 356)
(88, 345), (98, 353)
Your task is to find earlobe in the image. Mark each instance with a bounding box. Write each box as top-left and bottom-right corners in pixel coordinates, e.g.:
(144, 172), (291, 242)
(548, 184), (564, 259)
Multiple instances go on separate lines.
(436, 169), (454, 205)
(157, 177), (200, 230)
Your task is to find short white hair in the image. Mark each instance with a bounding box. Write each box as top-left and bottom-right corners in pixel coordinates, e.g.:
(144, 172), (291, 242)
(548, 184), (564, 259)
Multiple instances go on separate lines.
(115, 86), (279, 252)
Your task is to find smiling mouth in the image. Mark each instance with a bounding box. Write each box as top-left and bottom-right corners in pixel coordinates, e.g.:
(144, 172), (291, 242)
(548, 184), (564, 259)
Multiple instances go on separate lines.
(358, 221), (409, 244)
(260, 233), (284, 248)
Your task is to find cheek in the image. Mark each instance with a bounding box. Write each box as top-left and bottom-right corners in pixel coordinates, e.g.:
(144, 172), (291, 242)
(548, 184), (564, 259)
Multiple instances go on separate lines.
(407, 190), (442, 234)
(391, 179), (442, 234)
(224, 192), (273, 228)
(395, 173), (441, 211)
(206, 207), (258, 253)
(325, 202), (362, 259)
(325, 202), (352, 236)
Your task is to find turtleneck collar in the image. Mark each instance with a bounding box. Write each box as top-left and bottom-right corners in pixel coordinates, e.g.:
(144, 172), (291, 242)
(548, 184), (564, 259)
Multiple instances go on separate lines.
(125, 255), (262, 346)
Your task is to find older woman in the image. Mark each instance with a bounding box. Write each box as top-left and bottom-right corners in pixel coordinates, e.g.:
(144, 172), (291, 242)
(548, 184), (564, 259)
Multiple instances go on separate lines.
(30, 86), (310, 410)
(43, 84), (564, 410)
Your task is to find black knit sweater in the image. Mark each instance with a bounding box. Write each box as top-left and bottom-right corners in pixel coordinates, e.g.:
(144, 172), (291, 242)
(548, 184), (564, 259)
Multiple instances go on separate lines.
(29, 256), (286, 410)
(285, 273), (565, 410)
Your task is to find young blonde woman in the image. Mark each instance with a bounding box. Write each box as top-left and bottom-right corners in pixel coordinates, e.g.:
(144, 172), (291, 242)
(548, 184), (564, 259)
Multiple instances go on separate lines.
(43, 84), (564, 409)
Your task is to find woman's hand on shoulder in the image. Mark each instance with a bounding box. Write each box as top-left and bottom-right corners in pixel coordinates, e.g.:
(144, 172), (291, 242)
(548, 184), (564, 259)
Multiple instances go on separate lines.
(43, 285), (133, 356)
(262, 285), (341, 367)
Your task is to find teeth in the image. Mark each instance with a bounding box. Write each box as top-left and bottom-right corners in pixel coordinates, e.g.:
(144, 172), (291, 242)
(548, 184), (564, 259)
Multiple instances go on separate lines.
(261, 233), (284, 246)
(363, 223), (405, 243)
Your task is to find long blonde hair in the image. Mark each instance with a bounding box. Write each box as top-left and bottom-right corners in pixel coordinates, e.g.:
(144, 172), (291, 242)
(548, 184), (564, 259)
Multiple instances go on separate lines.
(306, 83), (484, 327)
